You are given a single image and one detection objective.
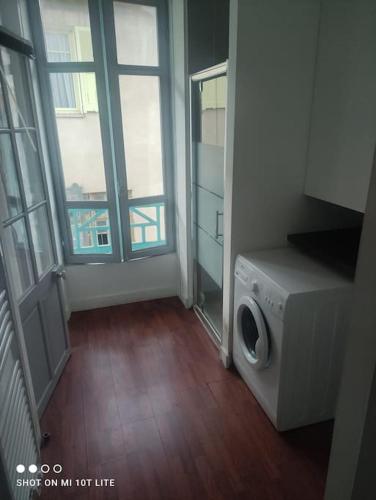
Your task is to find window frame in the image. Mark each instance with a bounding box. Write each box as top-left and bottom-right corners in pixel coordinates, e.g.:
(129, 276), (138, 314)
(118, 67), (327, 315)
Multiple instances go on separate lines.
(102, 0), (175, 260)
(28, 0), (174, 264)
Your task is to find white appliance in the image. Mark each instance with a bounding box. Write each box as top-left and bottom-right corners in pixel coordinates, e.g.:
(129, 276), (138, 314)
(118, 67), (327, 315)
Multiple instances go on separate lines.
(233, 247), (353, 431)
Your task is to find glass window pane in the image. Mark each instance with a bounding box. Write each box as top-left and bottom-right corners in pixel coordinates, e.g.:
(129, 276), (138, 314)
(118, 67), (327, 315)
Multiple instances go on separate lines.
(68, 208), (112, 255)
(4, 218), (34, 299)
(0, 80), (8, 128)
(129, 203), (166, 252)
(0, 134), (22, 220)
(0, 0), (31, 40)
(114, 2), (159, 66)
(50, 73), (107, 201)
(40, 0), (94, 62)
(119, 75), (164, 199)
(200, 76), (227, 147)
(29, 206), (54, 277)
(16, 132), (45, 207)
(1, 48), (33, 127)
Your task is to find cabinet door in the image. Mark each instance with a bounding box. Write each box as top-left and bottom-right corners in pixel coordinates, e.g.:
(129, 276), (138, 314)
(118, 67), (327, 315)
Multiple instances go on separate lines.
(305, 1), (376, 213)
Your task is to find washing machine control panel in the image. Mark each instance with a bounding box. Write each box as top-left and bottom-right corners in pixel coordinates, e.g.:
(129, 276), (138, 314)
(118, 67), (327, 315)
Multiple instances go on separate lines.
(234, 262), (250, 286)
(262, 288), (286, 320)
(235, 260), (287, 320)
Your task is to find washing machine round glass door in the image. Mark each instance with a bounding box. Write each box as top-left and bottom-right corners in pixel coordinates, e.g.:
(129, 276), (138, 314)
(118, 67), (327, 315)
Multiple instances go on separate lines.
(237, 296), (270, 370)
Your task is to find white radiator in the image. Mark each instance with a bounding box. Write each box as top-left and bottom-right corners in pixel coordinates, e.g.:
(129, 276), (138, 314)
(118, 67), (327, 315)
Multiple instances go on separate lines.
(0, 281), (39, 499)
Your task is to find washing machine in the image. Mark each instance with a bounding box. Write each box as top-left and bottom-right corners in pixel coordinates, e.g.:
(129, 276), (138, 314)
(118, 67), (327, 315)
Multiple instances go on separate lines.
(233, 247), (353, 431)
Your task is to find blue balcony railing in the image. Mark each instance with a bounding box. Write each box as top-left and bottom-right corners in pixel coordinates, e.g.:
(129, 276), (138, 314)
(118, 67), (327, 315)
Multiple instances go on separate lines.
(69, 203), (166, 255)
(130, 203), (166, 251)
(69, 208), (111, 255)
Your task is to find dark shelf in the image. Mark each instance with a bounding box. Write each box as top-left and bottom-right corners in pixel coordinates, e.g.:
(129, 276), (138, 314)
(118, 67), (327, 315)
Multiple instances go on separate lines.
(287, 227), (362, 278)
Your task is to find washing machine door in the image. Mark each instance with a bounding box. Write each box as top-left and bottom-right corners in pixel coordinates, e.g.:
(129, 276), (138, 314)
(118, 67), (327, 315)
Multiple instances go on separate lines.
(237, 296), (270, 370)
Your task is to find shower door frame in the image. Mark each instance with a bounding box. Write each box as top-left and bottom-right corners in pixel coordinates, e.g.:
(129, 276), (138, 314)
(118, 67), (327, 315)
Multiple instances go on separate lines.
(190, 62), (227, 345)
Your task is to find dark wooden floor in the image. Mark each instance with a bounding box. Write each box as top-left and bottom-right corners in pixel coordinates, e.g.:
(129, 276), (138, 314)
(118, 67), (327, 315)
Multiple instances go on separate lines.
(40, 297), (332, 500)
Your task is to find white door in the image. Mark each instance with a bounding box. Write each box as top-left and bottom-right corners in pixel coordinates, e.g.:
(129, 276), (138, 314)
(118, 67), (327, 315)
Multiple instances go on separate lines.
(0, 43), (70, 415)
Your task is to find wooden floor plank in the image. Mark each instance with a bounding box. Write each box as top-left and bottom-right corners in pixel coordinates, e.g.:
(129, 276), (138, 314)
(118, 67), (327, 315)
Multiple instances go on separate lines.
(40, 297), (332, 500)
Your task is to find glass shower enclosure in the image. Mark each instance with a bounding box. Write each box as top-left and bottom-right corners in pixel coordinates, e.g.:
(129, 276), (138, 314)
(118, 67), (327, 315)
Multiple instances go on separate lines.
(191, 63), (227, 342)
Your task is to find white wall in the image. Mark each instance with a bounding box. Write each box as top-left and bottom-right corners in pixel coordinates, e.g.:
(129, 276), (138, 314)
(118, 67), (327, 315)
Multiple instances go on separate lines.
(222, 0), (362, 359)
(169, 0), (193, 308)
(66, 253), (178, 311)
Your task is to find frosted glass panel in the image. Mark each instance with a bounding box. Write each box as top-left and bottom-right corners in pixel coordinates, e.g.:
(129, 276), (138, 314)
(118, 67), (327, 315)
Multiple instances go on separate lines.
(197, 226), (222, 288)
(195, 187), (223, 244)
(196, 144), (224, 198)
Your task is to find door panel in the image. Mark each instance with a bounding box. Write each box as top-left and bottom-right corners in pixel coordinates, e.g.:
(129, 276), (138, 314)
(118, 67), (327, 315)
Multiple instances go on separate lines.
(41, 284), (68, 374)
(0, 46), (69, 415)
(197, 226), (223, 287)
(192, 68), (226, 341)
(195, 186), (224, 243)
(196, 143), (224, 197)
(22, 306), (51, 405)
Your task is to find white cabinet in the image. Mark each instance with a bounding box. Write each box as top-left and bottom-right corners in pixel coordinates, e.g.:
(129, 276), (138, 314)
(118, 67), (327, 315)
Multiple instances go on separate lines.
(305, 1), (376, 213)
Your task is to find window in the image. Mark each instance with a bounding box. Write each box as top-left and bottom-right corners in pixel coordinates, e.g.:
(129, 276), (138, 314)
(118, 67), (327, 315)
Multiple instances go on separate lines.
(34, 0), (173, 263)
(97, 232), (109, 247)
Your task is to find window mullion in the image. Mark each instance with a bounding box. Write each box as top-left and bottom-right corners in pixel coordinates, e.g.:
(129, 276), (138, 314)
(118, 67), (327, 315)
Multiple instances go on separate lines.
(116, 65), (162, 76)
(87, 0), (122, 262)
(101, 0), (132, 260)
(45, 61), (96, 73)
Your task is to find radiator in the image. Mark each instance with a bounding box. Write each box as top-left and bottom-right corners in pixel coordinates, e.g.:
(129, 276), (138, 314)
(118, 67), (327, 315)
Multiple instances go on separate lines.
(0, 279), (39, 499)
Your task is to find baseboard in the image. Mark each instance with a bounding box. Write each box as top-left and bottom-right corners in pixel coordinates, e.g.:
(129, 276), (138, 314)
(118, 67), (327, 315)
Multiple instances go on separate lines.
(179, 295), (193, 309)
(70, 286), (177, 312)
(220, 345), (232, 368)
